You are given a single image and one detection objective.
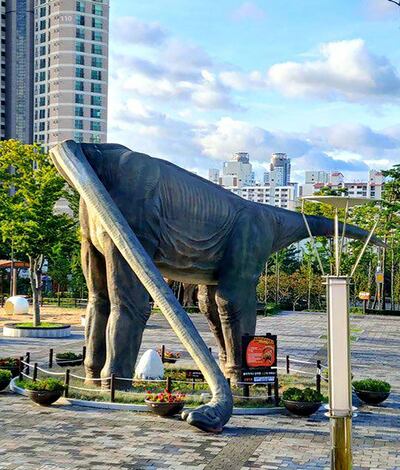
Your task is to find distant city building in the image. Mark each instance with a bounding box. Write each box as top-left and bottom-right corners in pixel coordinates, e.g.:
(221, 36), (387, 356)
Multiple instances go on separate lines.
(5, 0), (34, 143)
(305, 170), (329, 185)
(219, 152), (254, 188)
(299, 170), (384, 200)
(269, 152), (291, 186)
(227, 184), (297, 211)
(208, 168), (220, 185)
(33, 0), (110, 149)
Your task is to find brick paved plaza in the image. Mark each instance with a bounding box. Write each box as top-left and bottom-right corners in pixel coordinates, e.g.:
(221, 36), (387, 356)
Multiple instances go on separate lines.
(0, 311), (399, 469)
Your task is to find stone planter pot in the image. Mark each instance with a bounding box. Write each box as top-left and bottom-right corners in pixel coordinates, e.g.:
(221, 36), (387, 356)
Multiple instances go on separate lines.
(55, 357), (83, 368)
(283, 400), (321, 417)
(355, 390), (390, 405)
(26, 389), (63, 406)
(145, 399), (184, 417)
(162, 357), (178, 364)
(0, 364), (20, 378)
(0, 376), (11, 391)
(3, 323), (71, 338)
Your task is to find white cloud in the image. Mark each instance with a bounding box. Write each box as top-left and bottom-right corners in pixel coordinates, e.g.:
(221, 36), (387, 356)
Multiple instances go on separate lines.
(231, 2), (267, 21)
(112, 17), (168, 46)
(267, 39), (400, 102)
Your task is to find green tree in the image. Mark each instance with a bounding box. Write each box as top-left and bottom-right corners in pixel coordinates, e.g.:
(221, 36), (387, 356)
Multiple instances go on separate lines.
(0, 140), (72, 325)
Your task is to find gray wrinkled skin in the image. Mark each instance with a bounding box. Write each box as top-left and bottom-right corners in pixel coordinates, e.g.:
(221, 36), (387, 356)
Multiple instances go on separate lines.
(50, 140), (377, 433)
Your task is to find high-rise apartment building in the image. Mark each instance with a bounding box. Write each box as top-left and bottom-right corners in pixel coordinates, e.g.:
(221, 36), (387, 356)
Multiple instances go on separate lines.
(269, 152), (290, 186)
(220, 152), (254, 188)
(33, 0), (109, 149)
(5, 0), (34, 143)
(1, 0), (5, 140)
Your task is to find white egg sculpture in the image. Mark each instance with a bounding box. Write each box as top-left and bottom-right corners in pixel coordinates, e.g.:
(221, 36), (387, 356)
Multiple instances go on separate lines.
(134, 349), (164, 380)
(4, 296), (29, 315)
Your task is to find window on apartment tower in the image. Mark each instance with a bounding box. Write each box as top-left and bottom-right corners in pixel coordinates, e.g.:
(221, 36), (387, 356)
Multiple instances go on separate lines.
(91, 121), (101, 131)
(92, 18), (103, 29)
(91, 134), (101, 144)
(92, 57), (102, 68)
(75, 81), (84, 91)
(90, 108), (101, 119)
(92, 31), (102, 41)
(76, 28), (85, 39)
(76, 1), (85, 12)
(91, 83), (102, 93)
(40, 20), (46, 30)
(76, 15), (85, 26)
(75, 107), (84, 117)
(75, 120), (83, 130)
(40, 6), (46, 17)
(74, 132), (83, 143)
(75, 94), (84, 104)
(76, 42), (85, 53)
(92, 4), (103, 15)
(92, 44), (102, 55)
(91, 95), (102, 106)
(76, 55), (85, 65)
(76, 68), (84, 78)
(91, 70), (102, 81)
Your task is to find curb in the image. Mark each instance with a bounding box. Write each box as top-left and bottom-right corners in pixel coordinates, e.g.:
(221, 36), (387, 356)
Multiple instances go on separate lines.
(10, 378), (283, 415)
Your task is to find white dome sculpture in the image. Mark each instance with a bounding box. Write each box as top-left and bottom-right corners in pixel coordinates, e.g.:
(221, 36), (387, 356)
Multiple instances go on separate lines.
(134, 349), (164, 380)
(4, 296), (29, 315)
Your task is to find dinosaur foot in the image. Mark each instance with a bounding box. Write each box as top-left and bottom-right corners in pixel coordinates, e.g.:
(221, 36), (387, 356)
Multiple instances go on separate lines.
(181, 404), (224, 433)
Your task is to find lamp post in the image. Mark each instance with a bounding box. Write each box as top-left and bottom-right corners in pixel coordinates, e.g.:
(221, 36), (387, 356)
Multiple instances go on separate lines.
(301, 196), (380, 470)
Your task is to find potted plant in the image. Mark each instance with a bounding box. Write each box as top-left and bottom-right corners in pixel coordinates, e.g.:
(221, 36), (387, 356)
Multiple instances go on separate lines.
(145, 390), (186, 416)
(157, 348), (181, 364)
(22, 378), (65, 406)
(353, 379), (391, 405)
(0, 357), (20, 377)
(282, 387), (324, 417)
(0, 369), (12, 391)
(55, 352), (83, 367)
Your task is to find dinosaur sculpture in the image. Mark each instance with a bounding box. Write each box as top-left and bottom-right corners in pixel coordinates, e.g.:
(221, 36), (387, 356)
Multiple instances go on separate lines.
(50, 140), (377, 433)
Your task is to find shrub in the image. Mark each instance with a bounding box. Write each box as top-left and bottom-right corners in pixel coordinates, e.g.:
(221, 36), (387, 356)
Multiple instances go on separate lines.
(55, 352), (82, 360)
(352, 379), (390, 393)
(0, 369), (12, 381)
(0, 357), (19, 368)
(282, 387), (324, 402)
(263, 302), (280, 316)
(20, 378), (65, 393)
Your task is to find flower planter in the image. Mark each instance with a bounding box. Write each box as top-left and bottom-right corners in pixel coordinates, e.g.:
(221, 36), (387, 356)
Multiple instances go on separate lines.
(0, 377), (11, 391)
(283, 400), (321, 417)
(145, 399), (184, 417)
(354, 390), (390, 405)
(1, 365), (20, 378)
(26, 389), (63, 406)
(162, 357), (177, 364)
(55, 357), (83, 367)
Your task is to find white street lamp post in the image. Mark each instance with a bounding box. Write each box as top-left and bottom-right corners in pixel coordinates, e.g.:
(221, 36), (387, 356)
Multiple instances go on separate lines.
(302, 196), (380, 469)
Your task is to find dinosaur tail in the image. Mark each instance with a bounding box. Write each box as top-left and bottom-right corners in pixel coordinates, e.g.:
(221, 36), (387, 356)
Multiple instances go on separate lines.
(271, 209), (384, 252)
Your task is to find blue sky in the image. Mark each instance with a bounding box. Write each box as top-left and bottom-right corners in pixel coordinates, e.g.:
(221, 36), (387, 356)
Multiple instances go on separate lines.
(107, 0), (400, 182)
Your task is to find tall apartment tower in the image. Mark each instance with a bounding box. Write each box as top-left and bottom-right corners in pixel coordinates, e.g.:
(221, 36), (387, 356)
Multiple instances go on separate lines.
(33, 0), (109, 149)
(0, 0), (5, 140)
(5, 0), (34, 143)
(269, 152), (291, 186)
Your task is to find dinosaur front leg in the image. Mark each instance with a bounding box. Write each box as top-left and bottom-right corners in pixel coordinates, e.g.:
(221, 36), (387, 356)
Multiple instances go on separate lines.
(81, 238), (110, 384)
(216, 282), (257, 384)
(198, 285), (227, 375)
(101, 235), (151, 387)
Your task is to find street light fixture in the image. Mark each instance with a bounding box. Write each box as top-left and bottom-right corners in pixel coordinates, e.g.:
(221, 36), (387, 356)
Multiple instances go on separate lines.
(301, 195), (380, 469)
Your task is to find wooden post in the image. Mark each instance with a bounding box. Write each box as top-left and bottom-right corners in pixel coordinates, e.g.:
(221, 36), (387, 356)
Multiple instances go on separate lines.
(58, 295), (61, 307)
(49, 348), (54, 368)
(243, 384), (250, 398)
(274, 376), (279, 406)
(19, 356), (23, 381)
(316, 360), (321, 394)
(166, 376), (172, 393)
(227, 378), (231, 389)
(161, 345), (165, 363)
(25, 352), (30, 375)
(286, 355), (290, 374)
(192, 378), (196, 392)
(267, 383), (272, 400)
(33, 363), (38, 381)
(64, 369), (70, 397)
(82, 345), (86, 362)
(110, 374), (115, 402)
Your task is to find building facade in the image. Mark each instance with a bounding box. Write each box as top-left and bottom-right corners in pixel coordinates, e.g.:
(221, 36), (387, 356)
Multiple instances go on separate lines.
(33, 0), (109, 149)
(219, 152), (254, 188)
(227, 184), (297, 210)
(1, 0), (5, 140)
(269, 152), (291, 186)
(5, 0), (34, 143)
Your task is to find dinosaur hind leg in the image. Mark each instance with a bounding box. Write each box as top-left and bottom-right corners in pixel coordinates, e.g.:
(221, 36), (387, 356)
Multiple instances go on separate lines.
(198, 285), (227, 375)
(82, 237), (110, 384)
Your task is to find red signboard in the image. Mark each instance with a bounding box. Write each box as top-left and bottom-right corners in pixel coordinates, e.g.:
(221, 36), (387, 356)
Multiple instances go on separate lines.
(245, 337), (276, 368)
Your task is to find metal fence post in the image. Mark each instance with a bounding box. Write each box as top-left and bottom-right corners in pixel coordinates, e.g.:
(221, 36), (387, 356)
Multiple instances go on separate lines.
(316, 360), (321, 394)
(286, 355), (290, 374)
(25, 352), (30, 375)
(18, 356), (23, 381)
(166, 376), (172, 393)
(49, 348), (54, 368)
(33, 363), (38, 381)
(110, 374), (115, 402)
